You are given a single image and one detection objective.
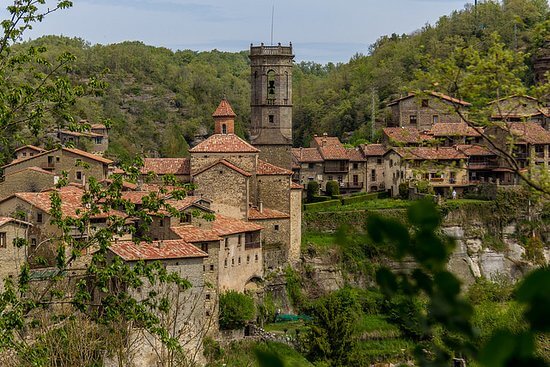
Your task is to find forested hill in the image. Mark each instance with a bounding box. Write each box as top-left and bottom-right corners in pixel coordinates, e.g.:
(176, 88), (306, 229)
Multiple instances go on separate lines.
(16, 0), (549, 162)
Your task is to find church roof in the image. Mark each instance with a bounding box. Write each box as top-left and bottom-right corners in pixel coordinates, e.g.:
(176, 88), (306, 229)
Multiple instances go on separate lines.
(141, 158), (190, 175)
(189, 134), (259, 153)
(212, 98), (237, 117)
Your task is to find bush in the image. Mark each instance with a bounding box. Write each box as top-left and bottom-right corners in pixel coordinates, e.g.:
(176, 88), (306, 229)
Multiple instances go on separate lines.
(341, 192), (379, 205)
(308, 195), (332, 203)
(219, 291), (255, 330)
(325, 180), (340, 197)
(467, 275), (514, 305)
(303, 199), (342, 211)
(398, 183), (409, 199)
(415, 180), (434, 195)
(306, 181), (320, 202)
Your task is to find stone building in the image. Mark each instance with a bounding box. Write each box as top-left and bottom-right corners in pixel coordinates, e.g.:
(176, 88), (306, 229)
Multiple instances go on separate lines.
(13, 145), (45, 161)
(386, 91), (471, 130)
(0, 217), (32, 289)
(488, 95), (549, 129)
(58, 120), (109, 155)
(0, 167), (57, 201)
(249, 43), (294, 169)
(358, 144), (387, 192)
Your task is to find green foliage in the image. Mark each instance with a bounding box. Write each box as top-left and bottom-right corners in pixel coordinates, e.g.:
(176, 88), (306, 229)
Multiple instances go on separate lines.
(522, 236), (545, 265)
(306, 181), (319, 202)
(415, 180), (434, 195)
(340, 192), (383, 205)
(219, 291), (255, 330)
(285, 266), (307, 310)
(303, 199), (341, 211)
(325, 181), (340, 197)
(467, 276), (515, 305)
(398, 183), (409, 199)
(303, 287), (362, 367)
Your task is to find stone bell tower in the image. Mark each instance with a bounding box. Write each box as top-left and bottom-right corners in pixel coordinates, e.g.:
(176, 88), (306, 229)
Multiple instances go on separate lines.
(249, 42), (294, 169)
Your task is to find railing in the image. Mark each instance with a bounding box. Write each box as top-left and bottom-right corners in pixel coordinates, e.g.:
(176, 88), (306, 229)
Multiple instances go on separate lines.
(245, 241), (261, 250)
(250, 45), (293, 56)
(324, 162), (349, 173)
(340, 182), (364, 189)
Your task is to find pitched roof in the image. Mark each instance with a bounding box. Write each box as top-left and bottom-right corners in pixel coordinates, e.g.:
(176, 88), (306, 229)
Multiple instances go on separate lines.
(59, 129), (103, 138)
(141, 158), (190, 175)
(0, 217), (32, 228)
(346, 148), (366, 162)
(212, 98), (236, 117)
(387, 91), (471, 107)
(189, 134), (259, 153)
(291, 148), (323, 163)
(170, 225), (221, 243)
(211, 215), (263, 235)
(383, 127), (432, 144)
(456, 145), (496, 156)
(5, 166), (55, 177)
(257, 160), (293, 175)
(360, 144), (387, 156)
(312, 136), (349, 160)
(393, 147), (467, 160)
(506, 122), (550, 144)
(193, 159), (252, 177)
(488, 94), (539, 104)
(290, 182), (304, 190)
(62, 148), (113, 164)
(109, 239), (207, 261)
(248, 207), (290, 220)
(8, 185), (85, 218)
(14, 145), (45, 153)
(429, 123), (481, 137)
(1, 148), (56, 169)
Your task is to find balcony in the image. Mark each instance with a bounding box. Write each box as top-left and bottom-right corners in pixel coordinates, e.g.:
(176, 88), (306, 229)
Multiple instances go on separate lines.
(324, 161), (349, 173)
(250, 44), (293, 56)
(340, 182), (364, 189)
(245, 241), (261, 250)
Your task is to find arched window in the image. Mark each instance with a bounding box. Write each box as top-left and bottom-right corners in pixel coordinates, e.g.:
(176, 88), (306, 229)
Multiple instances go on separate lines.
(267, 70), (276, 101)
(284, 71), (289, 103)
(222, 124), (227, 134)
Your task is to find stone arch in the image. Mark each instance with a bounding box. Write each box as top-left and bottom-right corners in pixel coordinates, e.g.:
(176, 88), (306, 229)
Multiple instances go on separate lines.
(244, 275), (263, 292)
(266, 69), (276, 100)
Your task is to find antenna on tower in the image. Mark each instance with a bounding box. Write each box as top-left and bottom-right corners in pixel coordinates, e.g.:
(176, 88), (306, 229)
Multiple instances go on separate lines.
(270, 1), (275, 45)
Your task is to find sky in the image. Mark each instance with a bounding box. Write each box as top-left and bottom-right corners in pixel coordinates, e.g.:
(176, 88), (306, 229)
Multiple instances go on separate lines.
(22, 0), (472, 64)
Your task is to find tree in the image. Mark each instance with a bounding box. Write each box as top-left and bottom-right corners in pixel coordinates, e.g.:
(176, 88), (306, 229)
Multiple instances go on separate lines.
(325, 180), (340, 197)
(219, 291), (255, 330)
(306, 181), (319, 202)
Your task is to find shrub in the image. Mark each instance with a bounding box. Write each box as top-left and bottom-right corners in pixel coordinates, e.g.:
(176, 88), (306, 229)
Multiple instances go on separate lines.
(219, 291), (255, 330)
(467, 275), (514, 305)
(306, 181), (320, 202)
(325, 180), (340, 197)
(415, 180), (434, 194)
(303, 199), (342, 211)
(398, 182), (409, 199)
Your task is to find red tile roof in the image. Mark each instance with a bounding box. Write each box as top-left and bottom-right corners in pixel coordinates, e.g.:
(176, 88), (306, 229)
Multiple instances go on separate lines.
(346, 148), (365, 162)
(14, 145), (45, 153)
(1, 148), (56, 169)
(142, 158), (190, 175)
(212, 98), (236, 117)
(383, 127), (432, 144)
(62, 148), (113, 164)
(257, 160), (293, 175)
(5, 166), (55, 177)
(291, 148), (323, 163)
(312, 136), (349, 160)
(291, 182), (304, 190)
(193, 159), (252, 177)
(189, 134), (259, 153)
(59, 129), (103, 138)
(506, 122), (550, 144)
(121, 191), (161, 205)
(8, 186), (85, 218)
(109, 239), (207, 261)
(393, 147), (467, 160)
(170, 225), (221, 243)
(165, 197), (212, 212)
(456, 145), (496, 156)
(388, 91), (471, 107)
(0, 217), (32, 228)
(429, 123), (481, 137)
(211, 215), (263, 235)
(248, 207), (290, 220)
(360, 144), (387, 156)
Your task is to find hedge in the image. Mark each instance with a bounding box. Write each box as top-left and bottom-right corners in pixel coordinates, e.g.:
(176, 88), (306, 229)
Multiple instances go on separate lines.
(303, 199), (342, 211)
(341, 192), (380, 205)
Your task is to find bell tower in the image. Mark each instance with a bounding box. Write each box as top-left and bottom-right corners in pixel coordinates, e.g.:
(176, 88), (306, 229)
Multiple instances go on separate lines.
(249, 42), (294, 169)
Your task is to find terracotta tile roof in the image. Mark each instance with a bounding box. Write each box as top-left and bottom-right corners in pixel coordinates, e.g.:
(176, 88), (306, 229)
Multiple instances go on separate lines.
(393, 147), (467, 160)
(312, 136), (349, 160)
(121, 191), (160, 205)
(360, 144), (387, 156)
(346, 148), (366, 162)
(291, 182), (304, 189)
(488, 95), (539, 104)
(212, 98), (236, 117)
(165, 197), (213, 212)
(5, 166), (55, 176)
(429, 123), (481, 137)
(170, 225), (221, 243)
(14, 145), (45, 153)
(10, 185), (85, 218)
(109, 239), (207, 261)
(189, 134), (259, 153)
(506, 122), (550, 144)
(1, 149), (56, 169)
(0, 217), (32, 228)
(90, 123), (107, 130)
(142, 158), (190, 175)
(248, 207), (290, 220)
(387, 91), (471, 107)
(193, 159), (252, 177)
(211, 215), (263, 236)
(59, 129), (103, 138)
(99, 179), (138, 190)
(383, 127), (432, 144)
(456, 145), (496, 156)
(257, 160), (293, 175)
(291, 148), (323, 163)
(63, 148), (113, 164)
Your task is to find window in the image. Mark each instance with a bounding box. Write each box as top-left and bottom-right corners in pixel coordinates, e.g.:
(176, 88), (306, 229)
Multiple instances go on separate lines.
(76, 171), (83, 180)
(56, 156), (60, 162)
(95, 137), (102, 144)
(159, 219), (164, 227)
(432, 115), (439, 124)
(409, 115), (417, 125)
(274, 224), (280, 231)
(247, 255), (250, 264)
(206, 294), (211, 300)
(255, 254), (259, 262)
(224, 259), (228, 267)
(371, 169), (376, 181)
(337, 175), (343, 183)
(224, 238), (229, 248)
(327, 176), (333, 181)
(421, 99), (429, 107)
(308, 163), (315, 169)
(209, 264), (214, 271)
(238, 257), (241, 265)
(0, 233), (6, 248)
(353, 175), (359, 184)
(389, 159), (393, 167)
(268, 115), (274, 124)
(31, 238), (37, 247)
(238, 234), (242, 245)
(353, 163), (358, 169)
(267, 70), (276, 100)
(37, 212), (43, 223)
(22, 152), (27, 157)
(200, 243), (208, 253)
(180, 213), (192, 224)
(222, 124), (227, 134)
(231, 258), (234, 266)
(377, 158), (382, 165)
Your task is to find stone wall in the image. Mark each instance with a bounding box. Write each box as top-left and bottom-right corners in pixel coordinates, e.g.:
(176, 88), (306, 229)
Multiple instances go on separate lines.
(257, 175), (290, 213)
(217, 233), (263, 292)
(288, 189), (302, 264)
(0, 169), (56, 200)
(394, 95), (464, 130)
(0, 221), (29, 290)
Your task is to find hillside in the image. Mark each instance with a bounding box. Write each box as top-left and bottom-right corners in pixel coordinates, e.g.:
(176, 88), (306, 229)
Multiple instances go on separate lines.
(8, 0), (550, 163)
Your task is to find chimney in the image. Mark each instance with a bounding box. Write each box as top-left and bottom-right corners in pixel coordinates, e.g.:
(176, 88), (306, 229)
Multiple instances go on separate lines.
(213, 99), (236, 134)
(259, 201), (264, 213)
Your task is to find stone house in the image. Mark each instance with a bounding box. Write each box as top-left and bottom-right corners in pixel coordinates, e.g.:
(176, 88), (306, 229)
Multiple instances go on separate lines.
(0, 167), (57, 201)
(0, 217), (32, 289)
(386, 91), (471, 130)
(107, 239), (209, 367)
(382, 127), (434, 146)
(13, 145), (46, 161)
(58, 121), (109, 155)
(0, 147), (112, 185)
(489, 95), (549, 127)
(429, 122), (482, 146)
(358, 144), (387, 192)
(456, 145), (500, 185)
